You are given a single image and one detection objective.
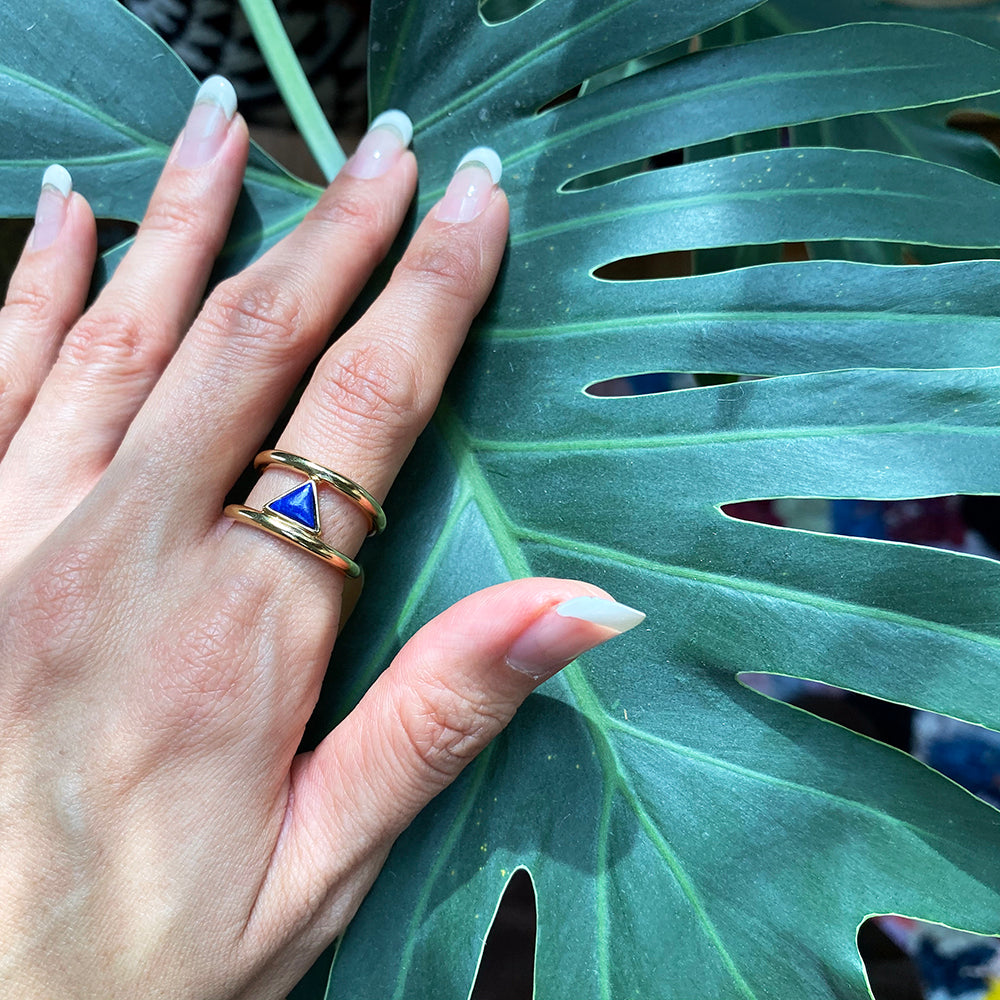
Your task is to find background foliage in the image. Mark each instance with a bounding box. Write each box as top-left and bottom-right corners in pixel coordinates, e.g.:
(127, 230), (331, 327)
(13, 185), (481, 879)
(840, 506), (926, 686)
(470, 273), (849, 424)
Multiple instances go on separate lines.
(5, 1), (1000, 997)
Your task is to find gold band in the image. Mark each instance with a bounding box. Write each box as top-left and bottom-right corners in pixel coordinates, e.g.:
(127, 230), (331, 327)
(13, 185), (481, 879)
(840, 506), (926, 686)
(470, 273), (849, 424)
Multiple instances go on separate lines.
(255, 450), (385, 536)
(223, 504), (362, 577)
(223, 450), (384, 578)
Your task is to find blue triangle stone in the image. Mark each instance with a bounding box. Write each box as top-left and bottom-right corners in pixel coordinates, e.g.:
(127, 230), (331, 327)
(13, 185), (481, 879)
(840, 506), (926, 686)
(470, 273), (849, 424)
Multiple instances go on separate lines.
(265, 481), (319, 531)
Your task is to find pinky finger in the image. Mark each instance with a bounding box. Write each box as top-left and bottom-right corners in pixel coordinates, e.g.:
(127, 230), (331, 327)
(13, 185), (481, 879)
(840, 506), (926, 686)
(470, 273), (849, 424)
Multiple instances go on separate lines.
(0, 165), (97, 457)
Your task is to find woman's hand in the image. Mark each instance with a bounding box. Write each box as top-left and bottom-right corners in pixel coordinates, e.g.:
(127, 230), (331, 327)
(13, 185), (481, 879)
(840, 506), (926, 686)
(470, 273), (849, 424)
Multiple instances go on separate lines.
(0, 78), (643, 998)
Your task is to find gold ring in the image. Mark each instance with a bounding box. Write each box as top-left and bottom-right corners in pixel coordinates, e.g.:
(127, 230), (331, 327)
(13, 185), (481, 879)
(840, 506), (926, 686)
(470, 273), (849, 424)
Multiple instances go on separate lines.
(255, 450), (385, 535)
(223, 450), (385, 578)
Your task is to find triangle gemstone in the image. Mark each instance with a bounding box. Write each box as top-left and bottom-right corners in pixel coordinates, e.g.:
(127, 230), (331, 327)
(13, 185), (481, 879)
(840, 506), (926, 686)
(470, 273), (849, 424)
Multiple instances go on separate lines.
(265, 480), (319, 531)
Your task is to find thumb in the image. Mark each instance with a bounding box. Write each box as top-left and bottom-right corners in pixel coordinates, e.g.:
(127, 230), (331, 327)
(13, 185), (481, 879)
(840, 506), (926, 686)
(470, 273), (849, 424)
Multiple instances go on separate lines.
(272, 578), (644, 939)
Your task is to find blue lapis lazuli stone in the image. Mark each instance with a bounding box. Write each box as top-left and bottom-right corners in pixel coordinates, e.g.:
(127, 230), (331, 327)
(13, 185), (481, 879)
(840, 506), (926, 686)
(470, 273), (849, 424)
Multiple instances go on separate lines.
(265, 481), (319, 531)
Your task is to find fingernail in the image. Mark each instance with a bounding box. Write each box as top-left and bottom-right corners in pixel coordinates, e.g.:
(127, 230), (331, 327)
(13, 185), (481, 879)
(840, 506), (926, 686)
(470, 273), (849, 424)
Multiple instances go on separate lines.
(344, 109), (413, 179)
(30, 164), (72, 251)
(176, 75), (237, 169)
(435, 146), (502, 223)
(506, 596), (646, 681)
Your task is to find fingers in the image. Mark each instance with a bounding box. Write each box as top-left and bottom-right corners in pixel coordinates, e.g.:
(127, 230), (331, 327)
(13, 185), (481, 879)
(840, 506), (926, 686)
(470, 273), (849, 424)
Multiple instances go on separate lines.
(247, 580), (645, 945)
(0, 168), (96, 459)
(215, 148), (509, 600)
(257, 149), (508, 528)
(0, 78), (248, 557)
(117, 112), (422, 530)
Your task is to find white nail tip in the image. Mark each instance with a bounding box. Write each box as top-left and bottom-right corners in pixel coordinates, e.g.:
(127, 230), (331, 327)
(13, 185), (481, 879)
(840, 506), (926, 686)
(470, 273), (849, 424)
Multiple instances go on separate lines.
(41, 164), (72, 198)
(195, 75), (238, 120)
(555, 597), (646, 633)
(458, 146), (502, 184)
(370, 109), (414, 147)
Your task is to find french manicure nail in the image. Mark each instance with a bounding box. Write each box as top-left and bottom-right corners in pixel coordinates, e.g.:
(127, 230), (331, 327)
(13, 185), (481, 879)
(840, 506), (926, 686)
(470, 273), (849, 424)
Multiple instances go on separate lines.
(506, 596), (646, 680)
(344, 109), (413, 179)
(30, 164), (72, 252)
(176, 75), (237, 169)
(435, 146), (502, 223)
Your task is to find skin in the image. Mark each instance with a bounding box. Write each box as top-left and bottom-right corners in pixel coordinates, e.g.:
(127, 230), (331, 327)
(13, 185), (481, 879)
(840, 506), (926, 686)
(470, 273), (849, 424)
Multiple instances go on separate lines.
(0, 104), (625, 997)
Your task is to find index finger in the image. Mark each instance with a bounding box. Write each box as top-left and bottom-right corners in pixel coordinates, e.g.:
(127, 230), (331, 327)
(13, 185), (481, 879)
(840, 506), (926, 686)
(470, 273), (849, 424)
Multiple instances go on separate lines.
(231, 148), (508, 590)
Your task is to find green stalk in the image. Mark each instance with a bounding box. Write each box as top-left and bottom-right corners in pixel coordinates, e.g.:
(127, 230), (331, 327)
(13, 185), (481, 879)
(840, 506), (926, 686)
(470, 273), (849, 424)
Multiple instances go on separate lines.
(238, 0), (346, 180)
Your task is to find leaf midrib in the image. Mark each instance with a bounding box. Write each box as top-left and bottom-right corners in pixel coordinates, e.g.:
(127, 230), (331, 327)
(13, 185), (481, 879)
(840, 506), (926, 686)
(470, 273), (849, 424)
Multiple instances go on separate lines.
(488, 308), (1000, 341)
(513, 183), (938, 246)
(471, 419), (1000, 453)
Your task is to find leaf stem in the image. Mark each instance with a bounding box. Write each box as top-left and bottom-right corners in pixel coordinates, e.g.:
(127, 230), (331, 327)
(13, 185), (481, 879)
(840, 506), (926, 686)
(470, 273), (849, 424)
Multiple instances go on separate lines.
(238, 0), (346, 181)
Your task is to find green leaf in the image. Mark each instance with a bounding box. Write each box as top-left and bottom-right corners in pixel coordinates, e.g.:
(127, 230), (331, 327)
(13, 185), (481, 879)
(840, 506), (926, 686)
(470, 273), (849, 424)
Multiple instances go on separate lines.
(326, 368), (1000, 999)
(711, 3), (1000, 265)
(315, 5), (1000, 999)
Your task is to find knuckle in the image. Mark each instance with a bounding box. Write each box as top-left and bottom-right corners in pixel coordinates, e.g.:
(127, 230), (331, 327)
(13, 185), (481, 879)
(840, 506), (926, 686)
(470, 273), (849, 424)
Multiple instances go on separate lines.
(0, 365), (31, 427)
(199, 276), (304, 358)
(60, 305), (157, 374)
(140, 192), (206, 243)
(395, 234), (484, 303)
(2, 277), (58, 327)
(315, 341), (425, 433)
(310, 187), (390, 253)
(397, 677), (506, 783)
(5, 541), (107, 666)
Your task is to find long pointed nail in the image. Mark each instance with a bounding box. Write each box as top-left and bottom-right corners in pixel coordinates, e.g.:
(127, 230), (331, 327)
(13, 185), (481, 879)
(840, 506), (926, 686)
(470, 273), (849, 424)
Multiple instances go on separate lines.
(506, 596), (646, 680)
(435, 146), (502, 223)
(344, 109), (413, 179)
(30, 164), (72, 251)
(175, 75), (237, 168)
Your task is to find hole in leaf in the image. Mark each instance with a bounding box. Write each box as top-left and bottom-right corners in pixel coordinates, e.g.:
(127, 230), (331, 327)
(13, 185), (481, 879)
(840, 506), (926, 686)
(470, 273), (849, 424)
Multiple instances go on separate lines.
(478, 0), (546, 26)
(574, 37), (698, 98)
(585, 372), (695, 397)
(535, 40), (698, 117)
(857, 917), (927, 1000)
(0, 217), (32, 298)
(97, 218), (138, 253)
(469, 868), (536, 1000)
(535, 82), (582, 115)
(592, 240), (925, 280)
(741, 674), (916, 753)
(947, 108), (1000, 150)
(592, 250), (691, 281)
(560, 147), (685, 191)
(585, 372), (747, 396)
(722, 496), (999, 555)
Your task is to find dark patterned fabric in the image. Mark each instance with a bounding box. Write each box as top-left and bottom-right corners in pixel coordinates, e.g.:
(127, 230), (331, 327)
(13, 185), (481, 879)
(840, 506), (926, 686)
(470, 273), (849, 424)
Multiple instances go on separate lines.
(119, 0), (369, 131)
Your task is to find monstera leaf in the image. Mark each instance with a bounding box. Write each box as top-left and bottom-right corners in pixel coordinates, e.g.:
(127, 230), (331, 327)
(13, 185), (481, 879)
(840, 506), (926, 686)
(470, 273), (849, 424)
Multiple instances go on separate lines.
(6, 2), (1000, 998)
(328, 4), (1000, 998)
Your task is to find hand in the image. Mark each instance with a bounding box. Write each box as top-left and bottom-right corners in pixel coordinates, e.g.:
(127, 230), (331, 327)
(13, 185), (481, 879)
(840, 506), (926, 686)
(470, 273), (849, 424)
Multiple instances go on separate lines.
(0, 79), (643, 998)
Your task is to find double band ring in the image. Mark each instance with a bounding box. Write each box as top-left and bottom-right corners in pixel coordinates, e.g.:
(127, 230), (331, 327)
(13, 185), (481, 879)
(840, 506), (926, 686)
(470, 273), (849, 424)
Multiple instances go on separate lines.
(224, 450), (385, 578)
